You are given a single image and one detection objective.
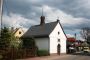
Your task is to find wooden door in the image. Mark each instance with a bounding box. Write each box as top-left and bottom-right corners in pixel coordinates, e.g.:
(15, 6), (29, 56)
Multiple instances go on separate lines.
(57, 44), (61, 55)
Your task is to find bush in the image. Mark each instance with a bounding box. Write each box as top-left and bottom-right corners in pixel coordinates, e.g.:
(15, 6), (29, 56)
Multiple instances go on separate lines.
(22, 38), (36, 49)
(21, 38), (37, 57)
(37, 50), (49, 56)
(0, 37), (38, 60)
(0, 55), (3, 60)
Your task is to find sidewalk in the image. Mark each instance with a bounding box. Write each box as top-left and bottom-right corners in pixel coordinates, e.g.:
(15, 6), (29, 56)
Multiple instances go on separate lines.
(17, 54), (69, 60)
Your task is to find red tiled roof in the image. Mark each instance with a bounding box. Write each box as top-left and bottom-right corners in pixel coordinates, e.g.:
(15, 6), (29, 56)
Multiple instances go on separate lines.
(67, 37), (76, 42)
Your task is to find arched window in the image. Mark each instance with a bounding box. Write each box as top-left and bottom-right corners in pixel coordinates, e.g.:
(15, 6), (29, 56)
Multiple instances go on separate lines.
(58, 39), (60, 42)
(58, 32), (60, 35)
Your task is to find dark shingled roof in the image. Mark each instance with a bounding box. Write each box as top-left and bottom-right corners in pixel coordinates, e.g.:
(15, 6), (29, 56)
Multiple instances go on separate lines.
(22, 21), (58, 38)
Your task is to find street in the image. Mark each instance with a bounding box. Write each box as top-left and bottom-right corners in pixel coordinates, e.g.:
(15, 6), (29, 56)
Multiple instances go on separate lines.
(53, 55), (90, 60)
(17, 52), (90, 60)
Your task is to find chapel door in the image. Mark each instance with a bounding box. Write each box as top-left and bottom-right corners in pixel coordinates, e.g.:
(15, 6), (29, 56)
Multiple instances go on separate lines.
(57, 44), (61, 55)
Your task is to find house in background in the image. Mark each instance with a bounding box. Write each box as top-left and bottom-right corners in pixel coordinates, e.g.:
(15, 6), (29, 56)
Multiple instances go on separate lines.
(67, 37), (85, 53)
(67, 37), (76, 46)
(11, 27), (24, 38)
(22, 15), (67, 55)
(67, 37), (76, 53)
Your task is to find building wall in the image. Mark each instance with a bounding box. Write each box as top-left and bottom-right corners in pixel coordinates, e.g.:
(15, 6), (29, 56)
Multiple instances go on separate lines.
(49, 23), (67, 54)
(14, 28), (24, 38)
(35, 38), (49, 51)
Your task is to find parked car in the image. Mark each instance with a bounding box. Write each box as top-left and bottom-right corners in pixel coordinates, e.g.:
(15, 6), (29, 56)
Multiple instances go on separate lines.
(83, 47), (90, 53)
(69, 46), (76, 53)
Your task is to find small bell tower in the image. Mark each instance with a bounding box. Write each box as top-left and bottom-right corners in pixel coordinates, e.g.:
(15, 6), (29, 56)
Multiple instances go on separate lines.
(40, 8), (45, 25)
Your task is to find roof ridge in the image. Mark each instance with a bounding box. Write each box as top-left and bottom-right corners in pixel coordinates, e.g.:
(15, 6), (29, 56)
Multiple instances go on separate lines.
(22, 21), (58, 38)
(31, 21), (57, 27)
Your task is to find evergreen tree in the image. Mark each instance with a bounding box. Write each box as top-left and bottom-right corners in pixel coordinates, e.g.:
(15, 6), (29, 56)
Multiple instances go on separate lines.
(0, 27), (20, 49)
(0, 27), (11, 49)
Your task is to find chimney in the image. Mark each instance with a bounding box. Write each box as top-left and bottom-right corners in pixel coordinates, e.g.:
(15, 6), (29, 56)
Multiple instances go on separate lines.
(40, 16), (45, 25)
(57, 19), (60, 22)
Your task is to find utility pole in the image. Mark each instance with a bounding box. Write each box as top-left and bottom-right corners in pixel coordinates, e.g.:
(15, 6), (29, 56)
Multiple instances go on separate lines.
(0, 0), (3, 29)
(75, 33), (76, 40)
(42, 8), (43, 16)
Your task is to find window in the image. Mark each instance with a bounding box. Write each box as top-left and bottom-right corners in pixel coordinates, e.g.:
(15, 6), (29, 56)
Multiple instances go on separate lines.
(58, 32), (60, 35)
(58, 39), (60, 42)
(19, 31), (21, 34)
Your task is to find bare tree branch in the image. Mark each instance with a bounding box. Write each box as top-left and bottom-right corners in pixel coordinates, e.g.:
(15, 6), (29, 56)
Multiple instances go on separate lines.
(81, 27), (90, 43)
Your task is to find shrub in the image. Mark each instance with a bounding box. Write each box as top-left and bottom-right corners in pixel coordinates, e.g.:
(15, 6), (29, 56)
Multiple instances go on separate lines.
(0, 55), (3, 60)
(37, 50), (49, 56)
(22, 38), (36, 49)
(21, 38), (38, 57)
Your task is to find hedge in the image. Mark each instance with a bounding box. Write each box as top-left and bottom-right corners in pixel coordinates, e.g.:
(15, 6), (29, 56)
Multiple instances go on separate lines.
(37, 50), (49, 56)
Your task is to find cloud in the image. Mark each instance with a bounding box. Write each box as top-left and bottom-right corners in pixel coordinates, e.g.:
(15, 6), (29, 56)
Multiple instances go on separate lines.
(66, 34), (74, 38)
(3, 0), (90, 40)
(58, 0), (90, 19)
(66, 33), (84, 40)
(2, 12), (38, 31)
(42, 5), (90, 30)
(66, 29), (84, 40)
(3, 4), (90, 31)
(4, 0), (90, 22)
(5, 0), (90, 19)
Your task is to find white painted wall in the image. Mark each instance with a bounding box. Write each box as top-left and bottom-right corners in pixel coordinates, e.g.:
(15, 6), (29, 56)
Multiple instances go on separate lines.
(49, 22), (67, 54)
(35, 38), (49, 51)
(49, 37), (58, 53)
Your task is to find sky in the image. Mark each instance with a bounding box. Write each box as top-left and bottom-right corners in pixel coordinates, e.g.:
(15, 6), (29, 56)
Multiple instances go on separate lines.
(1, 0), (90, 40)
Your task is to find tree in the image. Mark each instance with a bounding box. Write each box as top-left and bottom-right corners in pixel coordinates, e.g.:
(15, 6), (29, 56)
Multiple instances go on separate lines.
(0, 27), (20, 49)
(22, 38), (38, 57)
(0, 27), (11, 49)
(22, 38), (36, 49)
(0, 27), (23, 59)
(81, 27), (90, 44)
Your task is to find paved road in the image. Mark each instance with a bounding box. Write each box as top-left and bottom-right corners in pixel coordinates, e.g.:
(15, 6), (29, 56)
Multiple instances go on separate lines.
(53, 55), (90, 60)
(17, 52), (90, 60)
(17, 55), (90, 60)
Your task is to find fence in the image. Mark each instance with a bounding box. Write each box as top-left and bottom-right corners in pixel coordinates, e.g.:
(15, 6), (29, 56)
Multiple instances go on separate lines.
(0, 47), (37, 60)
